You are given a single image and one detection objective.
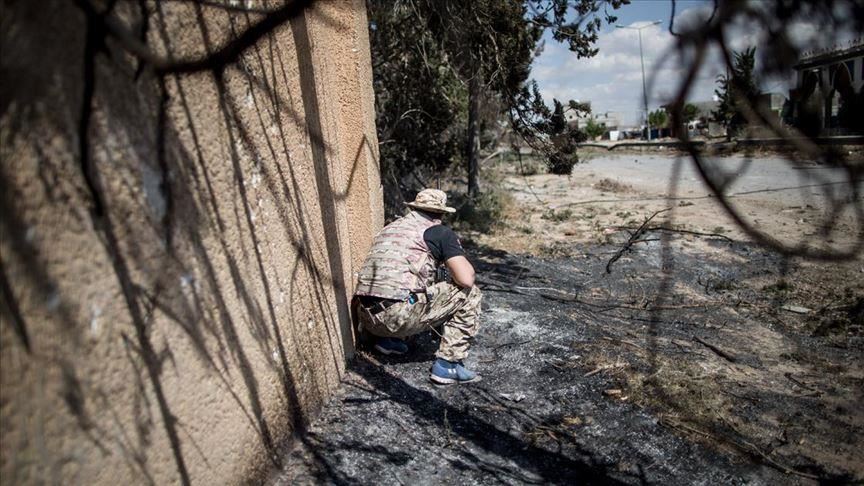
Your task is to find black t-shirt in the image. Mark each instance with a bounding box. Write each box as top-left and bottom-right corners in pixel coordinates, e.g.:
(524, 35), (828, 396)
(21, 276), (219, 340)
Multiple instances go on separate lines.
(423, 225), (465, 263)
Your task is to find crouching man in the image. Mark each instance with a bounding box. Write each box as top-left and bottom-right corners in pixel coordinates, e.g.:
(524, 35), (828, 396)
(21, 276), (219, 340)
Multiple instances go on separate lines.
(354, 189), (482, 384)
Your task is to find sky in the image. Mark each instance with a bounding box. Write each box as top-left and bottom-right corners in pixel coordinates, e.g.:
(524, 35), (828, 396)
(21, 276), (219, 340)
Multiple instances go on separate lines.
(530, 0), (848, 127)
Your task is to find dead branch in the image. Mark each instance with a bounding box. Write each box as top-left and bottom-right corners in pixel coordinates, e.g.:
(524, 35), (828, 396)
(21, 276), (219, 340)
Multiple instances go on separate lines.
(582, 363), (628, 378)
(653, 0), (864, 264)
(606, 208), (671, 274)
(537, 290), (724, 314)
(599, 336), (643, 350)
(621, 225), (735, 242)
(716, 414), (822, 481)
(661, 417), (821, 481)
(783, 373), (822, 396)
(475, 275), (533, 296)
(692, 336), (738, 363)
(584, 362), (627, 377)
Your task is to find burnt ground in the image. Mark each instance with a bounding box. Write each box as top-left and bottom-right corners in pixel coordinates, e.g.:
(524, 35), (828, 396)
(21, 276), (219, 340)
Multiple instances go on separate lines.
(272, 233), (863, 485)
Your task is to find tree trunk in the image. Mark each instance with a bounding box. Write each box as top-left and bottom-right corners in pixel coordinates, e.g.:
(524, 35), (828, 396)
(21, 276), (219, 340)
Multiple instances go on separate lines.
(467, 71), (481, 197)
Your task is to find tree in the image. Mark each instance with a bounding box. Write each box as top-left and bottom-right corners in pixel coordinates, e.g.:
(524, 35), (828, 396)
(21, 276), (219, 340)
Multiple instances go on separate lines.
(712, 47), (758, 138)
(682, 103), (699, 124)
(369, 0), (627, 200)
(367, 1), (466, 213)
(418, 0), (541, 196)
(508, 0), (627, 175)
(648, 109), (668, 129)
(583, 118), (606, 140)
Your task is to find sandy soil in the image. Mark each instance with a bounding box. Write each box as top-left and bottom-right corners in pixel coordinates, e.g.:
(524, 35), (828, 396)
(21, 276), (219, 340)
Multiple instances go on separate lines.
(475, 152), (862, 258)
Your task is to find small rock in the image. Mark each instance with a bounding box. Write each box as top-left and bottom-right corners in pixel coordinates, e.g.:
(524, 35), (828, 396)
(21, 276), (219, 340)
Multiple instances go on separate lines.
(781, 305), (811, 314)
(562, 416), (583, 426)
(500, 392), (526, 403)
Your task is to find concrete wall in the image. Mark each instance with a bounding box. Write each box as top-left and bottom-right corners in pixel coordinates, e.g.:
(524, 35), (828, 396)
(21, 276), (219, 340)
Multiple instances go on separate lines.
(0, 0), (382, 484)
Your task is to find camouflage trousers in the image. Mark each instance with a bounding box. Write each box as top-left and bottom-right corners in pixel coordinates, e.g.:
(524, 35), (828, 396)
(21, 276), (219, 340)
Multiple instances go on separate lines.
(360, 282), (482, 361)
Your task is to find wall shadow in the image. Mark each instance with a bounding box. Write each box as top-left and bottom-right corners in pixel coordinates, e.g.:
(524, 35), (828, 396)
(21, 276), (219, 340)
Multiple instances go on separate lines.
(289, 354), (624, 485)
(1, 0), (372, 484)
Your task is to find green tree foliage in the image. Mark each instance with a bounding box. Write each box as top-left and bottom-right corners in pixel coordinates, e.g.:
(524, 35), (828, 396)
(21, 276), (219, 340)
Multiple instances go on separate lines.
(712, 47), (758, 137)
(508, 83), (591, 174)
(509, 0), (627, 174)
(583, 118), (606, 140)
(369, 0), (628, 203)
(368, 1), (465, 213)
(545, 99), (591, 173)
(527, 0), (630, 58)
(682, 103), (699, 123)
(419, 0), (541, 195)
(648, 109), (668, 129)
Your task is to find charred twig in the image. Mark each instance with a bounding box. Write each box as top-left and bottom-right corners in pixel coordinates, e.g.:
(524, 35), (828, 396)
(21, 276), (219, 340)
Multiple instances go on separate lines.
(617, 225), (735, 242)
(475, 275), (531, 295)
(606, 208), (671, 274)
(692, 336), (738, 363)
(783, 373), (822, 396)
(659, 417), (715, 440)
(539, 292), (723, 312)
(584, 362), (627, 377)
(663, 417), (821, 481)
(715, 415), (821, 481)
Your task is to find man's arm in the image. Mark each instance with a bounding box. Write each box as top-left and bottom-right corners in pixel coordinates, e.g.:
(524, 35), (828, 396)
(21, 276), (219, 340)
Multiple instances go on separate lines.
(445, 255), (475, 288)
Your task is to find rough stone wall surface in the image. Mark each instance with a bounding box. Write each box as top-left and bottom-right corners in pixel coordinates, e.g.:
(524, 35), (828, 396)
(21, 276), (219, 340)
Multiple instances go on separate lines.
(0, 0), (381, 484)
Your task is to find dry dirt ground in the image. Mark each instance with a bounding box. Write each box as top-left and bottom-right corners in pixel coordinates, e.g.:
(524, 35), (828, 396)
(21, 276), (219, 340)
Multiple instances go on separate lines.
(273, 152), (863, 484)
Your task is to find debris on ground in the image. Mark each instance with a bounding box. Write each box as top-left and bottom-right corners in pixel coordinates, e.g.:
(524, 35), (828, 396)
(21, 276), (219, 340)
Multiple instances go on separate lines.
(274, 237), (862, 484)
(273, 154), (862, 484)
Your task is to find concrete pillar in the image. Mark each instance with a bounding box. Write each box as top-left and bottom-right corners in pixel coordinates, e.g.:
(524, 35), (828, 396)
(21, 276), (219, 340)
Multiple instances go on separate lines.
(853, 57), (863, 93)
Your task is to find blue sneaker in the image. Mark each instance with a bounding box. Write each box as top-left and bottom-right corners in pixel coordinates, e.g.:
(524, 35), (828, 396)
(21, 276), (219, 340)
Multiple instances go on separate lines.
(430, 359), (479, 384)
(374, 337), (409, 356)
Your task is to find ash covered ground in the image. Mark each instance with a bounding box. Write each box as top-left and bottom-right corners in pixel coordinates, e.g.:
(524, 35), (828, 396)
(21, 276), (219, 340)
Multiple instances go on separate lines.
(272, 233), (863, 485)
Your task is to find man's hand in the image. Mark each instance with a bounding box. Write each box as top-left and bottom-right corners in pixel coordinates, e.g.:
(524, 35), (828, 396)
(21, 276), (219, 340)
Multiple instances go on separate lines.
(445, 255), (475, 288)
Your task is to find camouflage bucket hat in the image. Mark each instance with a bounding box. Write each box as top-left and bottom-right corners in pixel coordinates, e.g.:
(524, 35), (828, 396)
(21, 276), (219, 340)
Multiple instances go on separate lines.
(405, 188), (456, 214)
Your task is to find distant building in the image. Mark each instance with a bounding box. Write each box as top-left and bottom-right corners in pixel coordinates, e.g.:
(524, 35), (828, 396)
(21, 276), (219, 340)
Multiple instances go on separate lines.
(690, 100), (719, 122)
(593, 112), (621, 132)
(568, 109), (621, 139)
(790, 38), (864, 134)
(757, 92), (787, 120)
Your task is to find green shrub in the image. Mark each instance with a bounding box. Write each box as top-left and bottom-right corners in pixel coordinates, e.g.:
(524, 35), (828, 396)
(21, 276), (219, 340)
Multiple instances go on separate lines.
(547, 152), (578, 175)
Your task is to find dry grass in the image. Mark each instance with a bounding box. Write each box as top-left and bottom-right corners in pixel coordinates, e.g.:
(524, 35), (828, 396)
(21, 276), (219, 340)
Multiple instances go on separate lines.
(594, 178), (632, 193)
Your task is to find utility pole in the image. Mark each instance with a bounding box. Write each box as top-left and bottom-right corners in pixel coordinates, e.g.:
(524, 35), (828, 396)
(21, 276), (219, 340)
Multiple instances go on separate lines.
(617, 21), (661, 141)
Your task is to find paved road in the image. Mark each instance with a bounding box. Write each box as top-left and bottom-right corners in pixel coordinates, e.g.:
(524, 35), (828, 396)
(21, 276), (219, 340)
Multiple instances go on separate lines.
(575, 154), (860, 208)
